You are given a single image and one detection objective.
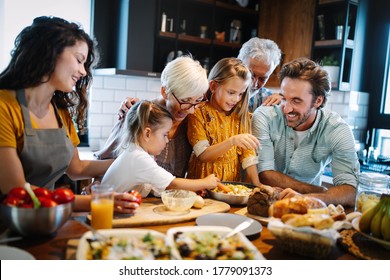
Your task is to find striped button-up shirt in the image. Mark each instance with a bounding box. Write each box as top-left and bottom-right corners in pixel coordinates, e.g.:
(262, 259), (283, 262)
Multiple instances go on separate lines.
(248, 87), (273, 113)
(252, 105), (360, 188)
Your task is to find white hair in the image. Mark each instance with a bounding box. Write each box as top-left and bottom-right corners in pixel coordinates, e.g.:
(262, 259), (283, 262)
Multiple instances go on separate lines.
(161, 56), (208, 99)
(237, 37), (281, 68)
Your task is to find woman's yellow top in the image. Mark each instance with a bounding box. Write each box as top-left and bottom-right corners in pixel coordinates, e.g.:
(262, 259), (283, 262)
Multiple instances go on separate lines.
(0, 89), (80, 153)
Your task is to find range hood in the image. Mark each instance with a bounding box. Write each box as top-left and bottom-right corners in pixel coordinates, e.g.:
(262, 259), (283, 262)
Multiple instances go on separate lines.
(92, 0), (158, 75)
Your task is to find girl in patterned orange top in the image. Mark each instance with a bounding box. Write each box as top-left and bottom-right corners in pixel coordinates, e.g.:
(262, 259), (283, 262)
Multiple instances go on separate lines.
(187, 57), (262, 186)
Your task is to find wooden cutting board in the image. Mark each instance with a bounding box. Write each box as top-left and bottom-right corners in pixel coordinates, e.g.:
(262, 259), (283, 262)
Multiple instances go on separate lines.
(87, 197), (230, 227)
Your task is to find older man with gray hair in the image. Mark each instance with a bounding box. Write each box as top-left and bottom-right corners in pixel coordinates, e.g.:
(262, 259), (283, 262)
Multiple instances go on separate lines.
(238, 37), (282, 112)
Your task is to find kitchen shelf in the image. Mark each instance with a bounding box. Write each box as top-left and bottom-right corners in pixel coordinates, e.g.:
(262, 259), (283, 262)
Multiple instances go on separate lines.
(178, 34), (212, 45)
(154, 0), (260, 72)
(311, 0), (359, 91)
(315, 39), (354, 47)
(159, 31), (176, 39)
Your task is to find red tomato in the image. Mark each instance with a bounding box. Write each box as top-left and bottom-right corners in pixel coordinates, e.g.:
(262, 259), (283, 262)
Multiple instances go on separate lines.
(129, 190), (142, 205)
(21, 202), (33, 208)
(51, 188), (75, 204)
(8, 187), (29, 200)
(2, 196), (20, 207)
(33, 187), (52, 199)
(39, 197), (58, 208)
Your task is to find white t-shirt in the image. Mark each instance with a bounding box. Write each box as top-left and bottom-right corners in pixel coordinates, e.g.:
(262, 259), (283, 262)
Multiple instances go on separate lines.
(101, 143), (175, 197)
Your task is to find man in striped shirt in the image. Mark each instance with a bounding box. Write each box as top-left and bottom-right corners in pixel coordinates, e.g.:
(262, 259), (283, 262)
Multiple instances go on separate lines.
(237, 37), (283, 112)
(252, 57), (359, 207)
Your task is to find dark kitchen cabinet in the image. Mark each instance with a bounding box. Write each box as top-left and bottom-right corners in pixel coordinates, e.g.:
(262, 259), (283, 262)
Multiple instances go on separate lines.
(93, 0), (260, 73)
(155, 0), (260, 73)
(311, 0), (359, 91)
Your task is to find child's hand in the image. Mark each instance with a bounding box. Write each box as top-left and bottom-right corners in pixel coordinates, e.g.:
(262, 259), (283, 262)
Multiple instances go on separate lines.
(203, 174), (219, 189)
(113, 192), (140, 214)
(230, 134), (260, 150)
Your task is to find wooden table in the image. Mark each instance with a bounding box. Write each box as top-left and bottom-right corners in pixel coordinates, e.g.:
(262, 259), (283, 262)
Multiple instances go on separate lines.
(1, 200), (356, 260)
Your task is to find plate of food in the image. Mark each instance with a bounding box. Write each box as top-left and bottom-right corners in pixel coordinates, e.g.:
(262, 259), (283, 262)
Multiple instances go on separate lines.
(351, 217), (390, 250)
(166, 226), (265, 260)
(207, 181), (254, 205)
(196, 213), (262, 238)
(76, 229), (171, 260)
(0, 245), (35, 260)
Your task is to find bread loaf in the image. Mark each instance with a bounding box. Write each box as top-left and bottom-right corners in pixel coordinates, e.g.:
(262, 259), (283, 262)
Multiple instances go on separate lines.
(247, 184), (278, 217)
(269, 196), (327, 218)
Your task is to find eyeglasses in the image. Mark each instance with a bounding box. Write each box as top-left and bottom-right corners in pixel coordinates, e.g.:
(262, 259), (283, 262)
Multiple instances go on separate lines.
(171, 93), (207, 110)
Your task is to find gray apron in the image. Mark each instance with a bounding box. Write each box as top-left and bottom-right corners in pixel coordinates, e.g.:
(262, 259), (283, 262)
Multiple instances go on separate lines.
(16, 89), (74, 189)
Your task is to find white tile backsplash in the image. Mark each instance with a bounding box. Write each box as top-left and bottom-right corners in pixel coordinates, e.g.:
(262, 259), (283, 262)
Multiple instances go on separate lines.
(104, 76), (127, 89)
(87, 73), (160, 151)
(125, 77), (148, 90)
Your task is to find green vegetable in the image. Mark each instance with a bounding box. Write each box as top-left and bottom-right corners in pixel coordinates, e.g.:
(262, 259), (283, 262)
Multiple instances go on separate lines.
(24, 182), (41, 208)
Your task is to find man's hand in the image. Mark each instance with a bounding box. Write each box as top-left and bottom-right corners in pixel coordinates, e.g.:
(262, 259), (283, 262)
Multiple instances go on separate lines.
(262, 93), (282, 106)
(278, 187), (302, 199)
(118, 97), (140, 120)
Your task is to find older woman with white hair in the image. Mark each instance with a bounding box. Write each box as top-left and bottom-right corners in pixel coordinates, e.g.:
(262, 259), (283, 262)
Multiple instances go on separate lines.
(95, 56), (209, 178)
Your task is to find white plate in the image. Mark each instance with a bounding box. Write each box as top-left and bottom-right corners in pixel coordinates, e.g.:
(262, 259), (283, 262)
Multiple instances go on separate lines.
(75, 228), (167, 260)
(351, 217), (390, 250)
(196, 213), (262, 237)
(0, 245), (35, 260)
(166, 225), (265, 260)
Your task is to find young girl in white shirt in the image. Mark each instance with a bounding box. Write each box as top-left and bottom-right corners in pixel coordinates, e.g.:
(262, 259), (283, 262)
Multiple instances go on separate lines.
(102, 100), (219, 197)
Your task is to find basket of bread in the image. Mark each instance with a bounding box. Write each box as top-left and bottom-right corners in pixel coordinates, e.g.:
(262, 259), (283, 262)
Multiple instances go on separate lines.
(266, 196), (343, 259)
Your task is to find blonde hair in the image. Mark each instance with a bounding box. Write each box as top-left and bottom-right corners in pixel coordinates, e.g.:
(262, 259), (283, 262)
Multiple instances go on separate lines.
(161, 56), (208, 99)
(206, 57), (252, 133)
(115, 100), (173, 155)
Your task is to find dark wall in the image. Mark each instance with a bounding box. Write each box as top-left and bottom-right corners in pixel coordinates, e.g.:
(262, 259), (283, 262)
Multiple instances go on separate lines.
(362, 0), (390, 131)
(93, 0), (121, 68)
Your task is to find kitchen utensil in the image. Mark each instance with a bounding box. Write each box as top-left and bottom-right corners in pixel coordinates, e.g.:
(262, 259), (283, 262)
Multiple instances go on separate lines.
(196, 213), (262, 237)
(75, 220), (109, 246)
(0, 236), (23, 244)
(223, 218), (254, 239)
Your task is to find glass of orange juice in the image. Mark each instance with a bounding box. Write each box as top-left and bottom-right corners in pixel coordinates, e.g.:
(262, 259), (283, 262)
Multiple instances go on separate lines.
(91, 184), (114, 229)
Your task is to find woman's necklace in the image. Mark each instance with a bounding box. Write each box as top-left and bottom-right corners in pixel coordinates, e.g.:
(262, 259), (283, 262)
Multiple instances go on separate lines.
(164, 140), (171, 162)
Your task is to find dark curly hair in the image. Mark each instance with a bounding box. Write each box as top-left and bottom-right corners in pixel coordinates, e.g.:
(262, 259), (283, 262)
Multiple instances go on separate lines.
(0, 16), (99, 133)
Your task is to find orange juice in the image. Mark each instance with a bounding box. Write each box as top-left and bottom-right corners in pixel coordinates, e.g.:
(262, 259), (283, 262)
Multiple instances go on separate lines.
(91, 198), (114, 229)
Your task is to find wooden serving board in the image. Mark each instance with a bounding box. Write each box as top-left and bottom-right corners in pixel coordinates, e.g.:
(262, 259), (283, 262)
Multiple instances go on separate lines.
(87, 198), (230, 227)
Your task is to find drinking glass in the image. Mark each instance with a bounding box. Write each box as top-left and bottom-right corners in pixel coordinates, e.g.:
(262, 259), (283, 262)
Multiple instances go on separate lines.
(90, 184), (114, 229)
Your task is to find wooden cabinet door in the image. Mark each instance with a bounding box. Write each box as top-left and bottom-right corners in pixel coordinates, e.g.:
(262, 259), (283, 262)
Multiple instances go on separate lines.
(259, 0), (316, 87)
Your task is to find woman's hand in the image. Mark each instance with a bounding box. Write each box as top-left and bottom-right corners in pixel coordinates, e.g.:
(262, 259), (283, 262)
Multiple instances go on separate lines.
(118, 97), (140, 120)
(230, 134), (260, 150)
(113, 192), (140, 214)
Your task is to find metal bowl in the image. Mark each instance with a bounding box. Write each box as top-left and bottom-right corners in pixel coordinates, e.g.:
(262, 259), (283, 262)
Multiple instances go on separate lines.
(207, 181), (255, 205)
(1, 202), (74, 236)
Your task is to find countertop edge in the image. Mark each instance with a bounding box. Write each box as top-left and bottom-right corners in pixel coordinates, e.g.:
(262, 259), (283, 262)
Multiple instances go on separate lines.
(93, 68), (161, 78)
